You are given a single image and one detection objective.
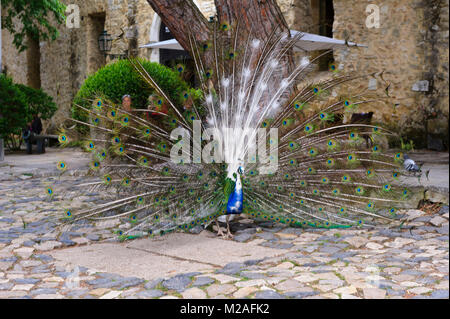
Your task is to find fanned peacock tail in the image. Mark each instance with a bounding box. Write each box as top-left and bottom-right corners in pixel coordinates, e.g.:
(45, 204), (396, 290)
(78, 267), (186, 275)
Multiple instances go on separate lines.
(54, 23), (417, 240)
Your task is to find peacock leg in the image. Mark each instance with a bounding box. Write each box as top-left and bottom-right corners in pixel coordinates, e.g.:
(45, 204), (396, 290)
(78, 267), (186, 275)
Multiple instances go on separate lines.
(225, 215), (234, 239)
(215, 219), (225, 237)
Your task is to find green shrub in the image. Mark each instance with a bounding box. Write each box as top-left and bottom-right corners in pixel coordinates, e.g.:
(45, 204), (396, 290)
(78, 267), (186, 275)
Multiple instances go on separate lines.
(0, 75), (29, 150)
(72, 59), (202, 133)
(15, 83), (58, 120)
(0, 75), (58, 150)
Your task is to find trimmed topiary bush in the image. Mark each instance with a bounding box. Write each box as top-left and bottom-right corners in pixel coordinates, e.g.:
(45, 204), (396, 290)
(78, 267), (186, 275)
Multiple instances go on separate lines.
(72, 58), (202, 133)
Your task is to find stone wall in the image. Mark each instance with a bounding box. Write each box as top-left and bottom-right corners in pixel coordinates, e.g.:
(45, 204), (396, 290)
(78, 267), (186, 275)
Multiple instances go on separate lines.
(1, 0), (448, 148)
(332, 0), (449, 148)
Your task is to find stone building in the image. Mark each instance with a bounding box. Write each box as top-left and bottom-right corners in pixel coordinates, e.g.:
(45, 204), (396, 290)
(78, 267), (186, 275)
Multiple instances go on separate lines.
(1, 0), (448, 149)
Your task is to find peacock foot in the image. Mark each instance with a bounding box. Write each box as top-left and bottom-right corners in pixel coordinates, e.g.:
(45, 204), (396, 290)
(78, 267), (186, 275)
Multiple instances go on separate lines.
(225, 231), (234, 240)
(217, 228), (225, 237)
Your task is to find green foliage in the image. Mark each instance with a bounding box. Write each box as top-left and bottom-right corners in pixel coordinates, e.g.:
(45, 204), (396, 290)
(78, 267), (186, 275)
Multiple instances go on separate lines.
(400, 138), (415, 152)
(15, 83), (58, 120)
(0, 75), (28, 149)
(0, 74), (58, 150)
(1, 0), (66, 52)
(72, 59), (202, 132)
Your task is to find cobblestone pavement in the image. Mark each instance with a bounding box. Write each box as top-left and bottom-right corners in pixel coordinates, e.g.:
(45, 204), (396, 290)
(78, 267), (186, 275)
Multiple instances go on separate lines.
(0, 167), (448, 299)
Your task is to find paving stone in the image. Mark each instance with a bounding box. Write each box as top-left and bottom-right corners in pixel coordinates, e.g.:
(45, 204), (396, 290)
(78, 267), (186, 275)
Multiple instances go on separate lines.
(344, 236), (368, 248)
(206, 284), (237, 297)
(0, 282), (14, 290)
(34, 241), (62, 251)
(256, 232), (276, 240)
(32, 254), (53, 262)
(192, 276), (215, 287)
(233, 287), (258, 298)
(208, 274), (239, 284)
(284, 289), (319, 299)
(400, 281), (422, 287)
(12, 284), (35, 291)
(437, 225), (449, 235)
(233, 233), (253, 242)
(72, 237), (90, 245)
(100, 290), (122, 299)
(136, 289), (164, 298)
(59, 238), (76, 247)
(13, 247), (35, 258)
(181, 287), (207, 299)
(13, 278), (40, 285)
(407, 287), (433, 295)
(294, 274), (318, 283)
(86, 276), (144, 289)
(363, 288), (387, 299)
(430, 216), (447, 226)
(0, 218), (15, 223)
(30, 265), (51, 274)
(235, 279), (267, 288)
(366, 242), (384, 250)
(319, 246), (341, 254)
(244, 259), (264, 266)
(162, 275), (192, 291)
(239, 272), (266, 279)
(65, 289), (89, 298)
(274, 279), (305, 292)
(89, 288), (111, 297)
(29, 288), (58, 296)
(217, 262), (246, 275)
(431, 290), (449, 299)
(115, 277), (145, 289)
(254, 290), (284, 299)
(144, 278), (163, 290)
(34, 294), (64, 299)
(20, 260), (42, 268)
(86, 234), (100, 241)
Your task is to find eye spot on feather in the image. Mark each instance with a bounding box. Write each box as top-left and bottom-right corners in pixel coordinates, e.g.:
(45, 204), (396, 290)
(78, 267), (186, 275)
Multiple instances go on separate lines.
(57, 161), (67, 171)
(221, 22), (230, 31)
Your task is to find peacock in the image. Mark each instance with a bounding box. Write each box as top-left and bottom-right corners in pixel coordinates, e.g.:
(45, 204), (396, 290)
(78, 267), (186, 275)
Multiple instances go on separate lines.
(55, 24), (418, 240)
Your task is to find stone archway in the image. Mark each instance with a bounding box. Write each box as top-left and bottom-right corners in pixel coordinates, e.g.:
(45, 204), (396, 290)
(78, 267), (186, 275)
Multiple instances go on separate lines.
(148, 14), (161, 62)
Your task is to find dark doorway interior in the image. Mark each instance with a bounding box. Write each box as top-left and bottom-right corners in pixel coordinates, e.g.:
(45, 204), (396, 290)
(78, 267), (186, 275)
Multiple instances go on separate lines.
(87, 13), (106, 74)
(27, 36), (41, 89)
(311, 0), (335, 71)
(159, 22), (196, 87)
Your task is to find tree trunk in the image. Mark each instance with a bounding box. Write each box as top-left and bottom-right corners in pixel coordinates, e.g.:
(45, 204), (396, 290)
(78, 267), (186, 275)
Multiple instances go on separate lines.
(146, 0), (294, 72)
(145, 0), (210, 50)
(215, 0), (290, 40)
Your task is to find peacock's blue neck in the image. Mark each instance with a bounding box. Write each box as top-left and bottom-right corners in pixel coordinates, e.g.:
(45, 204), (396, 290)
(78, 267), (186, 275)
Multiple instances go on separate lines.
(226, 173), (243, 214)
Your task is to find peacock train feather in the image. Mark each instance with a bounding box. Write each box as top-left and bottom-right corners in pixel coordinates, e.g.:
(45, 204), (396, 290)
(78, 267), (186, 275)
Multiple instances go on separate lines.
(56, 23), (419, 240)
